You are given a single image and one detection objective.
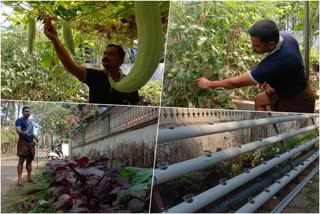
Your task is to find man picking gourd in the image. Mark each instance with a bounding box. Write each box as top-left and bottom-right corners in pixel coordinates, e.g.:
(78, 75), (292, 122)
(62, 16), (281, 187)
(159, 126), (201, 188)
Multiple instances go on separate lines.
(195, 19), (315, 113)
(44, 18), (140, 105)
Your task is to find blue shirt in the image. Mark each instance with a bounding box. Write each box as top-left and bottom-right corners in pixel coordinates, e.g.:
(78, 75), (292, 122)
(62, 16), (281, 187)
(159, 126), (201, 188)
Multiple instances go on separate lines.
(250, 33), (307, 97)
(15, 117), (34, 143)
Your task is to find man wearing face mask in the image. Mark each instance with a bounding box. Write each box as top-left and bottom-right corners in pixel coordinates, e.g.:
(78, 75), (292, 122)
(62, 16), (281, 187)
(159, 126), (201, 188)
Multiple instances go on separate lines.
(195, 19), (315, 113)
(44, 18), (140, 104)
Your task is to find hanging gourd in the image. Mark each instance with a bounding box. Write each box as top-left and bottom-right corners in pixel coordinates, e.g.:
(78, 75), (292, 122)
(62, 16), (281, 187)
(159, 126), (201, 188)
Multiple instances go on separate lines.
(62, 20), (75, 55)
(27, 16), (36, 54)
(108, 1), (163, 93)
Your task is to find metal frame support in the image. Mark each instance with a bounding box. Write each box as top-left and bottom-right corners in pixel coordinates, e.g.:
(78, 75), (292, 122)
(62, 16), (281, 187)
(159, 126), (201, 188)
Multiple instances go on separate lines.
(268, 112), (299, 183)
(151, 186), (165, 212)
(310, 118), (319, 136)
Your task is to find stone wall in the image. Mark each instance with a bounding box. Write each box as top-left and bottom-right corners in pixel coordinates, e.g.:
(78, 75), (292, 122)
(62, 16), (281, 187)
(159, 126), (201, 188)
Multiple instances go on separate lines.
(70, 106), (159, 167)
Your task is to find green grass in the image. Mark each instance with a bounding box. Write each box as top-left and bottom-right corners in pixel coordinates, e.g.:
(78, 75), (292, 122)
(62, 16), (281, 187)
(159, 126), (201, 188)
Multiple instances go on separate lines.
(1, 166), (54, 213)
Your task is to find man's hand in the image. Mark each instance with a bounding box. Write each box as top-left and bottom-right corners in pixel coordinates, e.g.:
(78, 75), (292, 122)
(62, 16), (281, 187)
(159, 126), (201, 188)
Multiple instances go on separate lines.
(20, 130), (28, 137)
(260, 82), (275, 96)
(265, 84), (275, 96)
(260, 82), (268, 89)
(43, 17), (86, 81)
(194, 77), (212, 89)
(44, 18), (58, 42)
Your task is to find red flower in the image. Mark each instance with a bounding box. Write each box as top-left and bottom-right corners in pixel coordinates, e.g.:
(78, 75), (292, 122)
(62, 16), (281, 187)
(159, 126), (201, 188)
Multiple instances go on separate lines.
(82, 109), (90, 115)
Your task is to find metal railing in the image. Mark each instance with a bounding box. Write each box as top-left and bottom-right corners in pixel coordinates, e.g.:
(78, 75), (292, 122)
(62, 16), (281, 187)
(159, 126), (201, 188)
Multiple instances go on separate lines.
(109, 106), (159, 134)
(71, 106), (159, 148)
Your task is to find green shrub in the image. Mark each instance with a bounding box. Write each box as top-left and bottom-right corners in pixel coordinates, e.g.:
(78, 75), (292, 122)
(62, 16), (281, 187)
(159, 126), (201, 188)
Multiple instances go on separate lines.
(138, 80), (161, 106)
(310, 47), (319, 72)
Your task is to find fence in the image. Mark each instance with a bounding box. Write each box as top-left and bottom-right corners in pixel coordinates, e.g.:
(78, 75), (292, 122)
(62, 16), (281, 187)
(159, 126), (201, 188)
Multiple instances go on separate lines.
(71, 106), (158, 148)
(70, 106), (159, 167)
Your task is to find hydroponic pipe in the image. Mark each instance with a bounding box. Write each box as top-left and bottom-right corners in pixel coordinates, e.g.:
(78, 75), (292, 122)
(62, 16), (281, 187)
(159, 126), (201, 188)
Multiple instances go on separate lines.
(235, 151), (319, 213)
(154, 125), (318, 185)
(157, 114), (317, 144)
(164, 137), (319, 213)
(206, 173), (275, 213)
(271, 164), (319, 213)
(206, 150), (316, 213)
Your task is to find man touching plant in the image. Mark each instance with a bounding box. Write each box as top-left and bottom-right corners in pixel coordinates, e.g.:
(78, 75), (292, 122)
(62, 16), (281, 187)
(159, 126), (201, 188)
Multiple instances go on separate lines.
(44, 18), (140, 105)
(195, 19), (315, 113)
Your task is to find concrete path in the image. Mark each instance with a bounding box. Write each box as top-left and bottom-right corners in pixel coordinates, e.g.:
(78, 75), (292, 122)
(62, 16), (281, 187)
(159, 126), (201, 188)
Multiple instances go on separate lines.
(283, 172), (319, 213)
(1, 149), (47, 196)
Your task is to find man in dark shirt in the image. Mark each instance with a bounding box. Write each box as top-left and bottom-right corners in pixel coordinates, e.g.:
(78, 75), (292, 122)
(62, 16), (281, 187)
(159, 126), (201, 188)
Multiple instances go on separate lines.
(44, 18), (139, 104)
(15, 106), (39, 186)
(195, 19), (315, 113)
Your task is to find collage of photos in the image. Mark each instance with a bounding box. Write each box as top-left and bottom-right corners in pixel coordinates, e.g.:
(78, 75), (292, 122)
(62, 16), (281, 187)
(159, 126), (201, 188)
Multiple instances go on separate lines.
(0, 1), (319, 213)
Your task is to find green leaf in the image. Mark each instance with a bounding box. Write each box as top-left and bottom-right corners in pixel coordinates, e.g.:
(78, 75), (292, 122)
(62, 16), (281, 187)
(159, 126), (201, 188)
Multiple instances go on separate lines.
(41, 54), (53, 68)
(117, 183), (150, 202)
(197, 37), (207, 46)
(293, 23), (304, 31)
(193, 60), (201, 67)
(119, 167), (152, 185)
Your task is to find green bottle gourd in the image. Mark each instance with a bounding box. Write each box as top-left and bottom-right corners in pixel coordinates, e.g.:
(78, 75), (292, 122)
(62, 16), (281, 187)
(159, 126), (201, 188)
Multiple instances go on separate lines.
(109, 1), (163, 93)
(27, 17), (36, 54)
(62, 20), (75, 55)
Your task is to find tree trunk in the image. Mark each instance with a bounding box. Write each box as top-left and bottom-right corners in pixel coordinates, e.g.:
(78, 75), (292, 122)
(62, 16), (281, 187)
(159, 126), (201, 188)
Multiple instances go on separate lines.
(304, 1), (310, 80)
(1, 101), (9, 125)
(16, 101), (21, 120)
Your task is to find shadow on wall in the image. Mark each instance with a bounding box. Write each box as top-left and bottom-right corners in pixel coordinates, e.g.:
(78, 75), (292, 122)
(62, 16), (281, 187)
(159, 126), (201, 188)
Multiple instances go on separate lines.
(72, 133), (156, 168)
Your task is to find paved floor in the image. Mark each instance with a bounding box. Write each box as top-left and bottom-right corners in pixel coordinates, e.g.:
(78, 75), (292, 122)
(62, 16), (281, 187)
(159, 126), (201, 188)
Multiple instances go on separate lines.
(283, 172), (319, 213)
(258, 163), (319, 213)
(1, 150), (47, 196)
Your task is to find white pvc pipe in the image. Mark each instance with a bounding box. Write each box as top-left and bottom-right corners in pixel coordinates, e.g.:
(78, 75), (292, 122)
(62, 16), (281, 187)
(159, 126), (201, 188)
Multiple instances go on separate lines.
(236, 151), (319, 213)
(158, 114), (317, 144)
(154, 125), (318, 185)
(164, 137), (319, 213)
(271, 163), (319, 213)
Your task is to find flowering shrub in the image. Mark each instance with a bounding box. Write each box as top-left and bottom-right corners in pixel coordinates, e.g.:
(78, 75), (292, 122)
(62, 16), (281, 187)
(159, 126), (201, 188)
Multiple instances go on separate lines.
(65, 104), (99, 138)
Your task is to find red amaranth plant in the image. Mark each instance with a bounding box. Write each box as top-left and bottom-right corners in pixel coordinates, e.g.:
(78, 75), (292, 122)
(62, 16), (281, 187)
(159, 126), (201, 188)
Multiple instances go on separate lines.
(28, 157), (151, 212)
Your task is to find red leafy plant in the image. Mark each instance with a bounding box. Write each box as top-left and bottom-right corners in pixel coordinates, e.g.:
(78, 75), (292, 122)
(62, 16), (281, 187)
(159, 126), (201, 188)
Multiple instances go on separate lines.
(29, 157), (152, 213)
